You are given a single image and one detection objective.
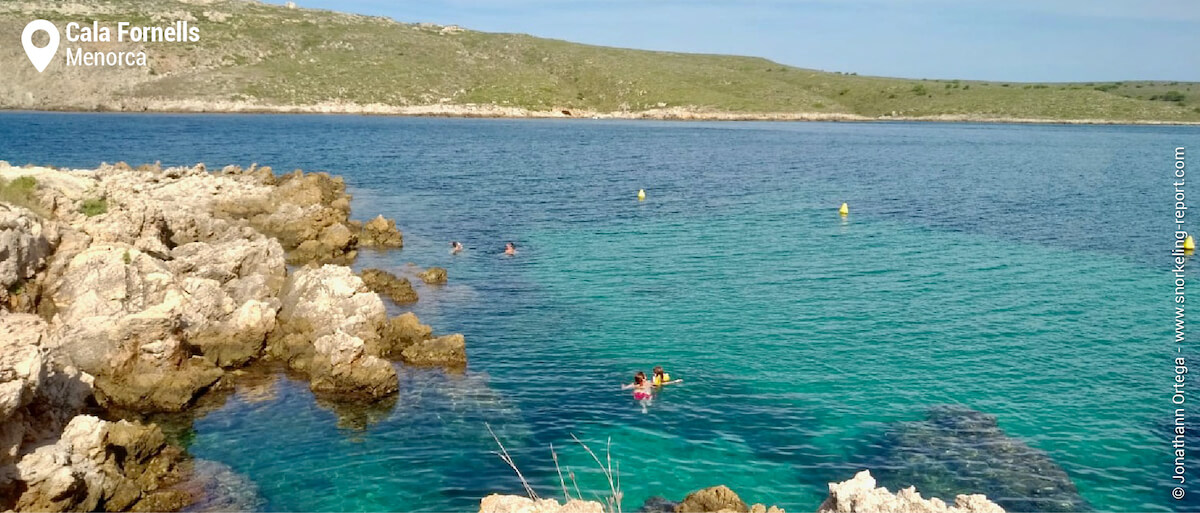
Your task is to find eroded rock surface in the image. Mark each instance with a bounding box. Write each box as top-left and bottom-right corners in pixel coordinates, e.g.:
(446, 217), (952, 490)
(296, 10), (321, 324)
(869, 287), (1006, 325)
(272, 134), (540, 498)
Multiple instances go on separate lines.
(818, 470), (1003, 513)
(401, 333), (467, 367)
(361, 268), (418, 304)
(418, 266), (448, 285)
(479, 494), (603, 513)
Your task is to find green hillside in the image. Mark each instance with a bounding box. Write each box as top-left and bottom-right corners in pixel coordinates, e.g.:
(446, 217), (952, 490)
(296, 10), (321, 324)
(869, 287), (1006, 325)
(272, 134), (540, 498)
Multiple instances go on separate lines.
(1, 0), (1198, 122)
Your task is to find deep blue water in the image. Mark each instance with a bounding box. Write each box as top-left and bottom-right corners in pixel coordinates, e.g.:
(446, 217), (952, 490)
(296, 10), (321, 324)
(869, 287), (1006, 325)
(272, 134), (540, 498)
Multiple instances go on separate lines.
(1, 112), (1196, 512)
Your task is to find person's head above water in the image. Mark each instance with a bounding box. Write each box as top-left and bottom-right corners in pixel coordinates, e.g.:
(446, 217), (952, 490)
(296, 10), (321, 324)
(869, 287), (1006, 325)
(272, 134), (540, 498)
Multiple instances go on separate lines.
(653, 366), (664, 376)
(634, 371), (646, 384)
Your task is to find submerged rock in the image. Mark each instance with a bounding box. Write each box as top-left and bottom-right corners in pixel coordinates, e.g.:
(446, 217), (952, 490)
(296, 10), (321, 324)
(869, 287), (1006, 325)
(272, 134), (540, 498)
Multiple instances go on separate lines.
(176, 459), (265, 513)
(479, 494), (603, 513)
(361, 268), (418, 304)
(818, 470), (1003, 513)
(869, 405), (1089, 512)
(417, 266), (448, 285)
(401, 333), (467, 367)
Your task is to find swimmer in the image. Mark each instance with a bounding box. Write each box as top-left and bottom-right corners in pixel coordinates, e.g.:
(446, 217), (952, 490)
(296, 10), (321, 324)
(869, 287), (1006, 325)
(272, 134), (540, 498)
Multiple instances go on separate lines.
(652, 366), (682, 387)
(621, 371), (654, 413)
(450, 241), (464, 254)
(504, 242), (517, 256)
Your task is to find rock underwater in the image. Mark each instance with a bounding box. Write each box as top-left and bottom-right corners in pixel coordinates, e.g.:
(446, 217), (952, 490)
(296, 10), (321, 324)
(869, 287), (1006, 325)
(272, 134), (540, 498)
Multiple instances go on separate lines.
(867, 405), (1089, 513)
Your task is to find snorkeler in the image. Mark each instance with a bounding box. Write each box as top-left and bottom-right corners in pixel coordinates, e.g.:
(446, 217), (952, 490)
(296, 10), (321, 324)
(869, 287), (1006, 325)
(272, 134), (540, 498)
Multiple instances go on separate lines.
(621, 371), (654, 413)
(652, 366), (682, 387)
(450, 241), (464, 254)
(504, 242), (517, 256)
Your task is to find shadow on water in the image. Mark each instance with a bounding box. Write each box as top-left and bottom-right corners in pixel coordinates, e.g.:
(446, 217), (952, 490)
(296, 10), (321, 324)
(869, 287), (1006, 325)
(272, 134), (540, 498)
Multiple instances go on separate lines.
(851, 405), (1091, 513)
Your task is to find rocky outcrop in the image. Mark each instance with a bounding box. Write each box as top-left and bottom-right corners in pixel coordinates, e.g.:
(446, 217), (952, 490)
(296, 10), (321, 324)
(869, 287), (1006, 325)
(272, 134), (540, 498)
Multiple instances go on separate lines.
(818, 471), (1003, 513)
(371, 312), (433, 359)
(479, 494), (604, 513)
(218, 169), (365, 265)
(10, 415), (189, 512)
(417, 266), (448, 285)
(270, 265), (400, 400)
(361, 268), (418, 304)
(309, 331), (399, 401)
(675, 485), (778, 513)
(272, 264), (388, 364)
(401, 333), (467, 367)
(0, 160), (458, 509)
(45, 245), (224, 412)
(358, 214), (403, 248)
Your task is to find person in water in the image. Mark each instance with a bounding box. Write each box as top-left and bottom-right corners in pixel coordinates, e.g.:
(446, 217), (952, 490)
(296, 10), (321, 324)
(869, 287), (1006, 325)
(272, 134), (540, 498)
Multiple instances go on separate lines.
(621, 371), (654, 412)
(450, 241), (463, 254)
(504, 242), (517, 256)
(652, 366), (682, 386)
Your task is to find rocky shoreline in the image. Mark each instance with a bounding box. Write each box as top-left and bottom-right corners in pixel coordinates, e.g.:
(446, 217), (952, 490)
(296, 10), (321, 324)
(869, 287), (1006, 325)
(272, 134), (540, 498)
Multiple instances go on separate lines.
(0, 161), (1007, 512)
(0, 161), (464, 511)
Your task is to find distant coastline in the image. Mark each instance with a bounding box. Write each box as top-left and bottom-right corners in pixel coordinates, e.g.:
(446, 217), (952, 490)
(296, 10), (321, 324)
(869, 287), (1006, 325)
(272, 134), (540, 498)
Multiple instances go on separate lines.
(4, 102), (1199, 126)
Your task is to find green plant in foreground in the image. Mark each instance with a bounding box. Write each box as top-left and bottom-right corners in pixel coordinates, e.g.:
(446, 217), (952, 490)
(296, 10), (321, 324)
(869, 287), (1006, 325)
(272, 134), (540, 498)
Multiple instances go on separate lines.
(80, 198), (108, 217)
(0, 176), (46, 215)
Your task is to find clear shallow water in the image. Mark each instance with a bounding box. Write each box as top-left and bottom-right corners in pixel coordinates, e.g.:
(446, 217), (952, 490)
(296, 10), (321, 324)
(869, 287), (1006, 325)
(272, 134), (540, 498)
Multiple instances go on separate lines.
(1, 113), (1195, 512)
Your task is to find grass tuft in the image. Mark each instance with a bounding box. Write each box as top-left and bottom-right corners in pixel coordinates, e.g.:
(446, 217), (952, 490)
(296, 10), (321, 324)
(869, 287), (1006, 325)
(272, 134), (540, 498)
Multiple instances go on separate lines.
(79, 198), (108, 217)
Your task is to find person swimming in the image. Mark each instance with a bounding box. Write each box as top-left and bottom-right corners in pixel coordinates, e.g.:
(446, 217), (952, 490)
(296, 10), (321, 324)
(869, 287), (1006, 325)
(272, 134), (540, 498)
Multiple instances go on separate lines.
(504, 242), (517, 256)
(621, 371), (654, 412)
(652, 366), (681, 387)
(450, 241), (463, 254)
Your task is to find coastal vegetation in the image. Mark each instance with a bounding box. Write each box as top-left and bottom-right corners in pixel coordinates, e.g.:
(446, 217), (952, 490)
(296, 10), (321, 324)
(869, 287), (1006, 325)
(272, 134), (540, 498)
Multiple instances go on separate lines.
(1, 0), (1198, 122)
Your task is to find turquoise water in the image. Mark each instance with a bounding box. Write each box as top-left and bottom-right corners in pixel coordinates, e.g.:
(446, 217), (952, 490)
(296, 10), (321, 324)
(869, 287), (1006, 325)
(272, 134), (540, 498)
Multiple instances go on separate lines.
(1, 113), (1195, 512)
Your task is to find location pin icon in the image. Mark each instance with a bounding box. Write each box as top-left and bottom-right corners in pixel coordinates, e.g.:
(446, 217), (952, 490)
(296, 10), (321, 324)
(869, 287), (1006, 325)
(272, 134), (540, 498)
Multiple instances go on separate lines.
(22, 20), (60, 73)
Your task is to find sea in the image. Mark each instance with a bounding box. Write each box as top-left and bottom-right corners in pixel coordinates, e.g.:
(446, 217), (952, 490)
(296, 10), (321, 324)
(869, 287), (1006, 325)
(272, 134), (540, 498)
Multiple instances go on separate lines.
(1, 112), (1194, 512)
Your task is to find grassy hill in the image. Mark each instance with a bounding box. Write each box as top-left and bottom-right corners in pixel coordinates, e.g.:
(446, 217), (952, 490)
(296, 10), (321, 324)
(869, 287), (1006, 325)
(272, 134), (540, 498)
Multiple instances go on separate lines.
(2, 0), (1198, 122)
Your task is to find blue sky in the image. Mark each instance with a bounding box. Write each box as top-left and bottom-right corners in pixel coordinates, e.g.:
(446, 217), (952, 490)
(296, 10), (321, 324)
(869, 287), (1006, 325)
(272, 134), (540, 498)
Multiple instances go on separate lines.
(279, 0), (1200, 82)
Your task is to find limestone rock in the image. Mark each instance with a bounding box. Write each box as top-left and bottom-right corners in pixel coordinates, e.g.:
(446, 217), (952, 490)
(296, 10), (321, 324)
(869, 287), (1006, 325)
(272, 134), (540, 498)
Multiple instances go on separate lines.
(371, 312), (432, 359)
(309, 330), (398, 401)
(417, 266), (448, 285)
(400, 333), (466, 367)
(817, 471), (1004, 513)
(479, 494), (604, 513)
(11, 415), (186, 512)
(276, 264), (387, 344)
(0, 204), (57, 308)
(359, 215), (403, 248)
(361, 268), (418, 304)
(677, 485), (748, 513)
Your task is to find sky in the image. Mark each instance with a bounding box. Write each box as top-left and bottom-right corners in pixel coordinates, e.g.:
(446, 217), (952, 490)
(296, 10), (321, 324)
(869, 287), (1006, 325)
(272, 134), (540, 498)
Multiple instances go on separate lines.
(279, 0), (1200, 82)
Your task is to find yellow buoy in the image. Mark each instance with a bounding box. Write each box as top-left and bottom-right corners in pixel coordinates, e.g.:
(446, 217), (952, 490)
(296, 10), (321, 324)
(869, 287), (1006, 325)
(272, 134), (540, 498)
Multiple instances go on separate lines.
(838, 202), (849, 216)
(1186, 235), (1196, 251)
(638, 189), (646, 201)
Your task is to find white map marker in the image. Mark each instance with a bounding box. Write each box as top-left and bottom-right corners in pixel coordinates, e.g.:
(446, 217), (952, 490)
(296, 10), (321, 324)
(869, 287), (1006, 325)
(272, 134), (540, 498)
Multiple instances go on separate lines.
(22, 20), (60, 73)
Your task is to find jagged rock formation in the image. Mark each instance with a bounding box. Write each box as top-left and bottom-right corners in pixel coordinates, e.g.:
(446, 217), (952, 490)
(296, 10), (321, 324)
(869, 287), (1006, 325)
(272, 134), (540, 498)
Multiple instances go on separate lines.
(361, 268), (418, 304)
(401, 334), (467, 367)
(818, 470), (1003, 513)
(358, 215), (404, 248)
(0, 161), (459, 510)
